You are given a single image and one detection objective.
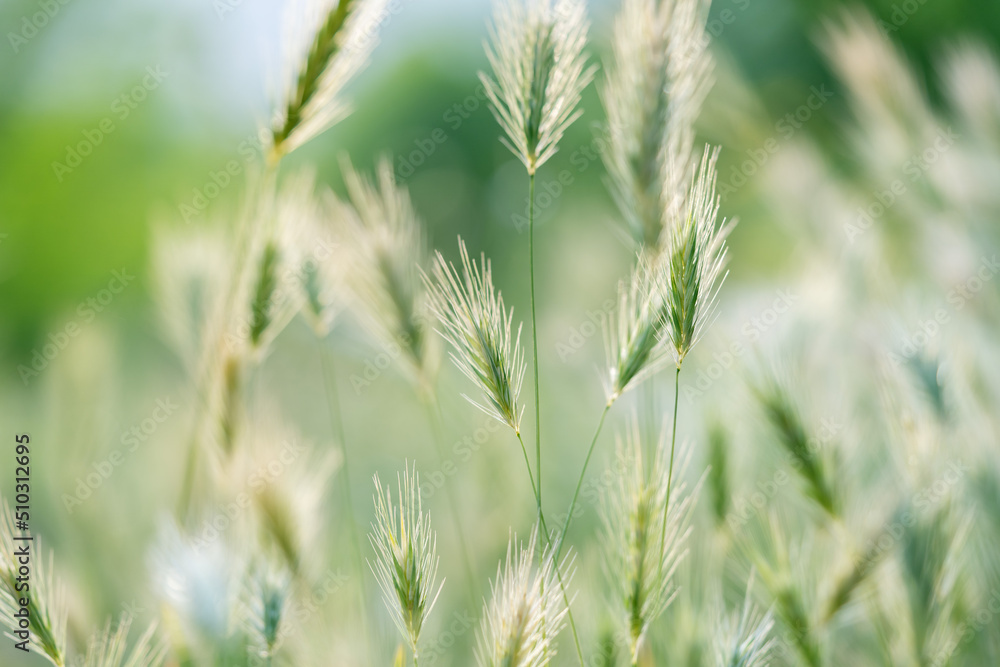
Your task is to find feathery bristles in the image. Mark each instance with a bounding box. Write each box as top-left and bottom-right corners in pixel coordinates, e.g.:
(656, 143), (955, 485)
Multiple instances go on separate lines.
(604, 255), (672, 404)
(714, 573), (775, 667)
(602, 0), (713, 249)
(480, 0), (595, 174)
(753, 377), (837, 517)
(661, 145), (731, 366)
(599, 421), (697, 663)
(369, 464), (443, 658)
(241, 560), (292, 659)
(0, 499), (67, 666)
(272, 0), (391, 157)
(475, 528), (572, 667)
(81, 616), (166, 667)
(336, 157), (434, 379)
(424, 238), (527, 434)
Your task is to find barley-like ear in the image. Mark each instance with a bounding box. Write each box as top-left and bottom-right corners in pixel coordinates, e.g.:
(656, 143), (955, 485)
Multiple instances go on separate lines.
(475, 527), (572, 667)
(81, 616), (166, 667)
(752, 376), (837, 517)
(599, 420), (698, 663)
(271, 0), (391, 157)
(336, 156), (434, 381)
(423, 238), (527, 434)
(661, 145), (732, 366)
(714, 572), (774, 667)
(240, 559), (292, 659)
(604, 254), (672, 404)
(480, 0), (595, 174)
(0, 498), (67, 667)
(369, 464), (443, 660)
(602, 0), (713, 249)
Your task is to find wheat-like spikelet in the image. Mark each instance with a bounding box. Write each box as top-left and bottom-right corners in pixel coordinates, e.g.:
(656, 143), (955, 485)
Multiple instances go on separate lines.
(706, 420), (730, 529)
(475, 527), (572, 667)
(602, 0), (713, 249)
(480, 0), (595, 174)
(604, 254), (672, 404)
(81, 616), (166, 667)
(335, 156), (435, 381)
(0, 498), (67, 667)
(752, 375), (837, 517)
(661, 145), (732, 367)
(599, 420), (698, 663)
(714, 572), (775, 667)
(423, 238), (527, 434)
(271, 0), (392, 158)
(240, 559), (292, 659)
(369, 464), (443, 660)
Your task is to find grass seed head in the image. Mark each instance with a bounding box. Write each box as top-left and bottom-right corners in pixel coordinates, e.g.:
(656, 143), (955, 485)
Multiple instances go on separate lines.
(369, 464), (443, 656)
(480, 0), (595, 174)
(424, 238), (527, 434)
(475, 527), (572, 667)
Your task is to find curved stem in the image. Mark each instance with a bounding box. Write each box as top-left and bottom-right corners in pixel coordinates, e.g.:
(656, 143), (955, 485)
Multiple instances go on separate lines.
(658, 366), (681, 569)
(528, 172), (542, 525)
(554, 402), (612, 561)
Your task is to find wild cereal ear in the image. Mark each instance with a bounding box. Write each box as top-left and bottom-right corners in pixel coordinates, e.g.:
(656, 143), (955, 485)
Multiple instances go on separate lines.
(369, 464), (443, 658)
(479, 0), (595, 175)
(422, 238), (527, 436)
(271, 0), (392, 159)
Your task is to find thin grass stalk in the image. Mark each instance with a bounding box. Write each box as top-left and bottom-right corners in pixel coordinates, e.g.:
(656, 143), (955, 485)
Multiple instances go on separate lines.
(528, 172), (543, 530)
(659, 365), (681, 574)
(554, 402), (611, 561)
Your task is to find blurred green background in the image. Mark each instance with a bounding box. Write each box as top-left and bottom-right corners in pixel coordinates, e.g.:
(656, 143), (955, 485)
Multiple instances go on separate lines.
(2, 0), (1000, 664)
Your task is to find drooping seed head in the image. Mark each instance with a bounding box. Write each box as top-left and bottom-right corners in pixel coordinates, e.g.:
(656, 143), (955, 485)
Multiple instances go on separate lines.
(604, 254), (673, 404)
(423, 238), (527, 434)
(480, 0), (595, 174)
(335, 156), (435, 383)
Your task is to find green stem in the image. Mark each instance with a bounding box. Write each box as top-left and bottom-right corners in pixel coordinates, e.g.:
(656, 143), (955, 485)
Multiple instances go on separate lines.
(517, 432), (585, 667)
(528, 172), (542, 525)
(658, 366), (681, 571)
(554, 402), (612, 561)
